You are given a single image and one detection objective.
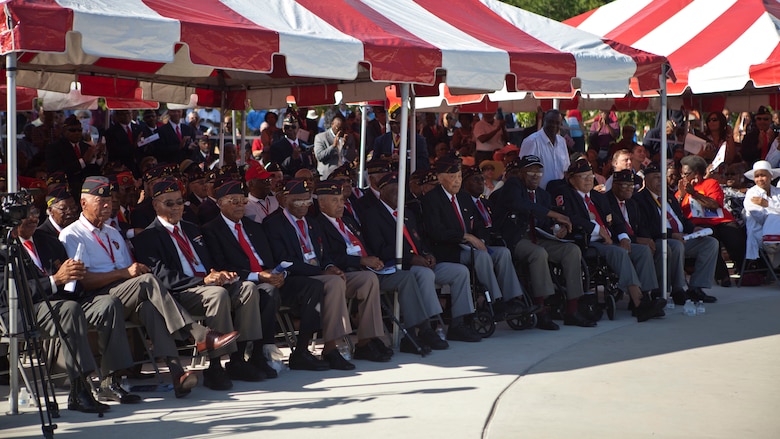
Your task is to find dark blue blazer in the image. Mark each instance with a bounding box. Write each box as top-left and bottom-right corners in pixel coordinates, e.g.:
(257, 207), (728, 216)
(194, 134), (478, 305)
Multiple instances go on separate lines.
(263, 210), (334, 277)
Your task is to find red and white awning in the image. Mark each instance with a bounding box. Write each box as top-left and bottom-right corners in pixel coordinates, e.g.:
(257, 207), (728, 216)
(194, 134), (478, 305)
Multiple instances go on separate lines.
(566, 0), (780, 96)
(1, 0), (667, 108)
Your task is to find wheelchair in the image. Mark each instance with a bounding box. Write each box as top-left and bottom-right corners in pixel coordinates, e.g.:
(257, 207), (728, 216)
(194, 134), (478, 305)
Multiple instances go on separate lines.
(574, 233), (623, 321)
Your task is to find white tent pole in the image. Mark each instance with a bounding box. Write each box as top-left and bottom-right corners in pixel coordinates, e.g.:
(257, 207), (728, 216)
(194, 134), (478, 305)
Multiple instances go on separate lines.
(410, 87), (417, 174)
(231, 109), (237, 157)
(6, 52), (20, 415)
(358, 103), (368, 187)
(660, 64), (669, 301)
(395, 84), (410, 269)
(241, 109), (247, 166)
(218, 91), (226, 169)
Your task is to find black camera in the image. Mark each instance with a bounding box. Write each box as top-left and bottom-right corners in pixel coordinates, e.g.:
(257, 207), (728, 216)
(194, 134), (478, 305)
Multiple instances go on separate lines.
(1, 191), (33, 229)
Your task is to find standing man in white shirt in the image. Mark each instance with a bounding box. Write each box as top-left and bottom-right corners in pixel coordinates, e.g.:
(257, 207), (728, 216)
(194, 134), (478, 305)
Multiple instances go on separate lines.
(520, 109), (570, 190)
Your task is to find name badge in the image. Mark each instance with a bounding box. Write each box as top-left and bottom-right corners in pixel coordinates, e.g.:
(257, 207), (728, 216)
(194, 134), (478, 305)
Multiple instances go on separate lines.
(346, 244), (362, 256)
(303, 251), (318, 265)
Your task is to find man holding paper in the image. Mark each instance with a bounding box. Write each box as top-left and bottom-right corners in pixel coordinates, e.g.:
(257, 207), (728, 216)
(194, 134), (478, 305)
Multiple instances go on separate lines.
(134, 178), (272, 391)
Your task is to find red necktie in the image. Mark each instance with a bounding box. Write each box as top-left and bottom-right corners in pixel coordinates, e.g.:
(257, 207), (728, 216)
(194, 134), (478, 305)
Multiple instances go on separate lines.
(22, 240), (45, 274)
(393, 211), (419, 255)
(762, 131), (769, 158)
(619, 201), (634, 236)
(72, 143), (82, 159)
(126, 125), (133, 144)
(585, 194), (611, 238)
(295, 219), (311, 253)
(235, 223), (263, 272)
(451, 195), (466, 231)
(336, 218), (367, 256)
(175, 124), (182, 141)
(475, 199), (492, 227)
(528, 190), (537, 243)
(660, 196), (680, 233)
(171, 226), (206, 277)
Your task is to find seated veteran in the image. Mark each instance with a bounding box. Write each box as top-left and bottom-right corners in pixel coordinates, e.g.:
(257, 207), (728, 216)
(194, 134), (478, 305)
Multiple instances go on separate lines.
(244, 162), (279, 224)
(38, 183), (78, 239)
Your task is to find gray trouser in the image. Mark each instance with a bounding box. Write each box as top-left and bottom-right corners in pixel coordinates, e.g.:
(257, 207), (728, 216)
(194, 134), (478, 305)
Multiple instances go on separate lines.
(378, 270), (430, 328)
(459, 246), (522, 301)
(430, 262), (473, 318)
(654, 236), (718, 290)
(35, 300), (96, 380)
(95, 273), (194, 359)
(514, 238), (584, 300)
(79, 294), (134, 375)
(590, 242), (652, 291)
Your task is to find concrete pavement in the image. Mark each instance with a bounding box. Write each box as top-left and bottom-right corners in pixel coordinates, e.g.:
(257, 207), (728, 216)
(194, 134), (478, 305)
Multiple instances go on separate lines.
(2, 284), (778, 439)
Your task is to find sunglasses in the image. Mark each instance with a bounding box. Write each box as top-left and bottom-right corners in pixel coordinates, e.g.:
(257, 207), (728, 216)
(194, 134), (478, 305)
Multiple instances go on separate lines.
(158, 198), (185, 208)
(291, 199), (313, 207)
(756, 116), (771, 121)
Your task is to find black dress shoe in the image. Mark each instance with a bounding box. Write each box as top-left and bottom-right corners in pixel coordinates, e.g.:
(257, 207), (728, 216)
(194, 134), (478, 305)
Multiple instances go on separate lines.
(535, 313), (560, 331)
(68, 381), (110, 413)
(687, 287), (717, 303)
(369, 338), (394, 357)
(353, 342), (392, 362)
(419, 328), (449, 350)
(196, 330), (240, 353)
(226, 359), (265, 382)
(323, 349), (356, 370)
(172, 370), (198, 398)
(288, 349), (330, 371)
(446, 322), (483, 342)
(203, 367), (233, 390)
(399, 334), (431, 355)
(636, 298), (667, 323)
(563, 312), (597, 327)
(720, 278), (732, 288)
(671, 289), (688, 306)
(248, 355), (279, 379)
(97, 382), (142, 404)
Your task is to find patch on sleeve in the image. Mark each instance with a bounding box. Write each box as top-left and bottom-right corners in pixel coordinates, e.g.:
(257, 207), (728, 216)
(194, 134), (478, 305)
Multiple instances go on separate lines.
(555, 195), (564, 207)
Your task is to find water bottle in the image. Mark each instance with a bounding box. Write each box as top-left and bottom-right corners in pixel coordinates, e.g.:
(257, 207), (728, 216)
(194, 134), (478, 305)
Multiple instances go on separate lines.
(683, 300), (696, 316)
(696, 301), (706, 315)
(120, 375), (130, 393)
(666, 297), (676, 310)
(264, 344), (287, 373)
(435, 326), (446, 341)
(18, 387), (30, 407)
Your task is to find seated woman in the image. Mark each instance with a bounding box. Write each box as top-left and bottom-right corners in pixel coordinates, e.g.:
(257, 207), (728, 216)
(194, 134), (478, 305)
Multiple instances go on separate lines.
(720, 162), (750, 227)
(743, 161), (780, 267)
(677, 155), (746, 287)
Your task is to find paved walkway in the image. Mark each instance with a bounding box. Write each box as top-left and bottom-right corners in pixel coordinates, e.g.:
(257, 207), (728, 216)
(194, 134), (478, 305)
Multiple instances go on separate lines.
(2, 285), (779, 439)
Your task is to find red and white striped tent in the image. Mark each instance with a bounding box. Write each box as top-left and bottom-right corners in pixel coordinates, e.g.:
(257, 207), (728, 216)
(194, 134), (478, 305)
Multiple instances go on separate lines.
(1, 0), (669, 108)
(566, 0), (780, 98)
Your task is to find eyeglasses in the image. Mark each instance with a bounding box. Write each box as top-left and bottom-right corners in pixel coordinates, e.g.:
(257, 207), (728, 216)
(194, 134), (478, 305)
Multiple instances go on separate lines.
(157, 198), (185, 208)
(573, 173), (594, 180)
(290, 199), (314, 208)
(525, 171), (544, 177)
(222, 197), (248, 206)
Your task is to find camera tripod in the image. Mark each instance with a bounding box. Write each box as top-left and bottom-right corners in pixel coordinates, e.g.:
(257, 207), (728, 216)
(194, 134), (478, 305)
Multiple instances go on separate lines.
(3, 228), (104, 438)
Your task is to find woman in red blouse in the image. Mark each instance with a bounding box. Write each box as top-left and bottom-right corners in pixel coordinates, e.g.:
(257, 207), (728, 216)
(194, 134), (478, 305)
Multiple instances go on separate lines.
(677, 155), (746, 287)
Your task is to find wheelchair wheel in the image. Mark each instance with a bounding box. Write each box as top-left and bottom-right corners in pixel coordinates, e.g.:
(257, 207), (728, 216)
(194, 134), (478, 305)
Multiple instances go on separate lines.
(471, 310), (496, 338)
(605, 293), (616, 320)
(506, 312), (537, 330)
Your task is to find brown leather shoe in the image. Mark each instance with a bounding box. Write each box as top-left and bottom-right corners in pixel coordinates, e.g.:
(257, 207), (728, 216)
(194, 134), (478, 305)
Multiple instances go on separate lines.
(173, 371), (198, 398)
(195, 330), (239, 353)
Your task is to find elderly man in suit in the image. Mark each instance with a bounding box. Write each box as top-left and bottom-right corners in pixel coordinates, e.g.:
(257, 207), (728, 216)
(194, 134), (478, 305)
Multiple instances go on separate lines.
(134, 178), (271, 391)
(2, 207), (139, 412)
(371, 107), (429, 171)
(59, 176), (239, 398)
(490, 156), (582, 331)
(45, 115), (104, 200)
(548, 160), (666, 323)
(635, 163), (719, 305)
(422, 157), (530, 321)
(153, 109), (197, 164)
(38, 184), (79, 239)
(268, 114), (314, 176)
(105, 110), (143, 177)
(314, 114), (357, 180)
(314, 178), (451, 355)
(361, 173), (482, 343)
(264, 179), (385, 370)
(202, 179), (329, 372)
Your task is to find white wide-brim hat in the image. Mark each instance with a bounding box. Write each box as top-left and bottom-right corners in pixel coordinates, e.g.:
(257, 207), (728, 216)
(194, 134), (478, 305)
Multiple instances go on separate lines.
(744, 160), (780, 180)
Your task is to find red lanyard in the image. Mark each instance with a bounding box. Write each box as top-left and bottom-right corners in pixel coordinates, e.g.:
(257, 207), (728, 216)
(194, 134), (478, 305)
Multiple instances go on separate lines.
(81, 218), (115, 263)
(257, 198), (270, 216)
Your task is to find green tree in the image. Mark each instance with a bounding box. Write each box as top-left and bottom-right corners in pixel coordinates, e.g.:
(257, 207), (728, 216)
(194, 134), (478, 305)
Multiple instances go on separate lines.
(500, 0), (612, 22)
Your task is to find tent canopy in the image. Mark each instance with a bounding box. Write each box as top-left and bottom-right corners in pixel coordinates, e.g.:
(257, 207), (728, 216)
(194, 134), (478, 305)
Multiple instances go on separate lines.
(566, 0), (780, 97)
(2, 0), (667, 108)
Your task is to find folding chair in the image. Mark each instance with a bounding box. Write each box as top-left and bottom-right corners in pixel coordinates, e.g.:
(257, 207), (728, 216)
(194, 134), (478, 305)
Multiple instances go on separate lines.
(738, 246), (780, 287)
